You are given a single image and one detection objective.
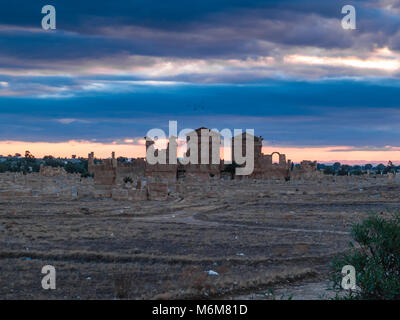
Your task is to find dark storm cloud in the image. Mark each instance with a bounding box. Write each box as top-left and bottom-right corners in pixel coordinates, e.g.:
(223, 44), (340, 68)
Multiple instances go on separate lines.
(0, 1), (342, 29)
(0, 0), (398, 62)
(1, 79), (400, 146)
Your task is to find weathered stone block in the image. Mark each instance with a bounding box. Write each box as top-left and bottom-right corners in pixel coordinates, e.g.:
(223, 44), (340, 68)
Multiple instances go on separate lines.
(147, 182), (168, 200)
(128, 189), (148, 201)
(112, 188), (129, 201)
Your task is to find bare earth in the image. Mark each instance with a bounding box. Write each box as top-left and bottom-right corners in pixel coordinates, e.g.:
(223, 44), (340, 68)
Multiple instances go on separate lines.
(1, 173), (399, 299)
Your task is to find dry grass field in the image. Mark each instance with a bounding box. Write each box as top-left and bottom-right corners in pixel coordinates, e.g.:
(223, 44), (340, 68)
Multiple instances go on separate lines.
(1, 174), (399, 299)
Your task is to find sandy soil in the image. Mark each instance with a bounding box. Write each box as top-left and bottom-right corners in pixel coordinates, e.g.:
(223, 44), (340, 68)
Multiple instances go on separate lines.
(0, 174), (399, 299)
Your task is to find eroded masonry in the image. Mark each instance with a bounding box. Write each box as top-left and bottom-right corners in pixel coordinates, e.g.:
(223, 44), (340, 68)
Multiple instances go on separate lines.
(2, 136), (398, 203)
(84, 128), (322, 200)
(0, 128), (332, 202)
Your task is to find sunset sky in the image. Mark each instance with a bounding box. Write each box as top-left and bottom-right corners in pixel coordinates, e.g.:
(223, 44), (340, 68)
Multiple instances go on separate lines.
(1, 0), (400, 164)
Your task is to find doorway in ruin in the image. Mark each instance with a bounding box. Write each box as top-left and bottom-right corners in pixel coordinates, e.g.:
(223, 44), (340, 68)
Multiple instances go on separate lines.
(272, 152), (280, 164)
(177, 168), (185, 180)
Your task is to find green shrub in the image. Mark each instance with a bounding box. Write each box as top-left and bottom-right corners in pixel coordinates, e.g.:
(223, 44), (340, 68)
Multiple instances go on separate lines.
(123, 176), (133, 184)
(329, 213), (400, 300)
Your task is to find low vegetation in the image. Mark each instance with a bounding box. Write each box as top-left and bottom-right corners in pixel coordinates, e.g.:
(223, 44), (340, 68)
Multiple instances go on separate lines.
(330, 213), (400, 300)
(0, 154), (89, 177)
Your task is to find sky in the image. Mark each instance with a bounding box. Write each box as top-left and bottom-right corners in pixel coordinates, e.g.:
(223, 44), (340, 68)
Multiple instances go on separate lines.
(1, 0), (400, 163)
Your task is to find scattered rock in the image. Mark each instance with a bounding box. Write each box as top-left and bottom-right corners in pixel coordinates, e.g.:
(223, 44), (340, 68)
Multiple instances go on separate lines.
(205, 270), (219, 276)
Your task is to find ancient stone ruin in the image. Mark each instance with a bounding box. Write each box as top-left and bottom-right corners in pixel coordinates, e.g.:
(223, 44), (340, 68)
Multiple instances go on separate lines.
(232, 133), (292, 180)
(291, 160), (321, 179)
(0, 169), (92, 200)
(85, 127), (320, 201)
(40, 164), (67, 177)
(0, 127), (322, 202)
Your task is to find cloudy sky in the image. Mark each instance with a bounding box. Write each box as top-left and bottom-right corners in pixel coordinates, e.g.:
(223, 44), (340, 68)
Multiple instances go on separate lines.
(1, 0), (400, 163)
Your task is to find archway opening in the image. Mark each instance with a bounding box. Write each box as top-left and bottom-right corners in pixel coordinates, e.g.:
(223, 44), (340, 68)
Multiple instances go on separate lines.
(272, 152), (280, 164)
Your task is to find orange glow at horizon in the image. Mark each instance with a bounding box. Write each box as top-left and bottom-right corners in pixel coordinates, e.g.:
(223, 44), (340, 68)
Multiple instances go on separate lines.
(261, 146), (400, 165)
(0, 140), (399, 165)
(0, 140), (147, 159)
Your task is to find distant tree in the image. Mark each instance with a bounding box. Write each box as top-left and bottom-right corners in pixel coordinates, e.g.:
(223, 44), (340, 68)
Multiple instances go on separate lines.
(364, 164), (373, 171)
(338, 164), (350, 176)
(323, 166), (335, 175)
(375, 163), (386, 174)
(384, 161), (395, 174)
(333, 162), (341, 173)
(351, 165), (363, 176)
(352, 169), (363, 176)
(25, 150), (34, 159)
(44, 156), (63, 168)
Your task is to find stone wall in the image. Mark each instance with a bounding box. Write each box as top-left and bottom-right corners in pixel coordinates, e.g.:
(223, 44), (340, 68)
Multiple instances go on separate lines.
(116, 159), (146, 184)
(92, 160), (116, 185)
(40, 165), (67, 177)
(232, 133), (291, 180)
(87, 129), (328, 200)
(291, 160), (322, 180)
(145, 139), (177, 182)
(147, 181), (169, 200)
(90, 153), (147, 198)
(0, 172), (92, 200)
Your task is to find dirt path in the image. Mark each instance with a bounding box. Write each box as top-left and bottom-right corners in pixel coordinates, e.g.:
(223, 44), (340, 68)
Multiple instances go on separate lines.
(135, 206), (350, 235)
(229, 279), (335, 300)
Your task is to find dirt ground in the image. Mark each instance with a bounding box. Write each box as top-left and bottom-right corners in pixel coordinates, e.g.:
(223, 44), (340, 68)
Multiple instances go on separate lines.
(1, 174), (399, 299)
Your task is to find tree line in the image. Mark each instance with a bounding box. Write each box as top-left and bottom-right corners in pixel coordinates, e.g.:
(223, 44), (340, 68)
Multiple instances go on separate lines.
(318, 161), (398, 176)
(0, 153), (90, 177)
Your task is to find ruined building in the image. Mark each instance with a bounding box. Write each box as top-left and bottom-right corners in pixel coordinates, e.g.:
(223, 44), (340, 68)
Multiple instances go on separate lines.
(144, 139), (177, 182)
(181, 127), (222, 180)
(291, 160), (320, 179)
(144, 127), (223, 181)
(88, 127), (318, 200)
(89, 151), (146, 185)
(40, 164), (67, 177)
(232, 133), (292, 179)
(88, 151), (146, 198)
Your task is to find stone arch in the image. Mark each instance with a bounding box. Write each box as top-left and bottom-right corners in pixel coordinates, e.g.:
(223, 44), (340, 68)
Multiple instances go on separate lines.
(271, 152), (280, 164)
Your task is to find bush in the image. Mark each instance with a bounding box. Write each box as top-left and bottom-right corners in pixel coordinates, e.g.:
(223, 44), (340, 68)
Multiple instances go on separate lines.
(123, 176), (133, 184)
(323, 166), (335, 175)
(329, 213), (400, 299)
